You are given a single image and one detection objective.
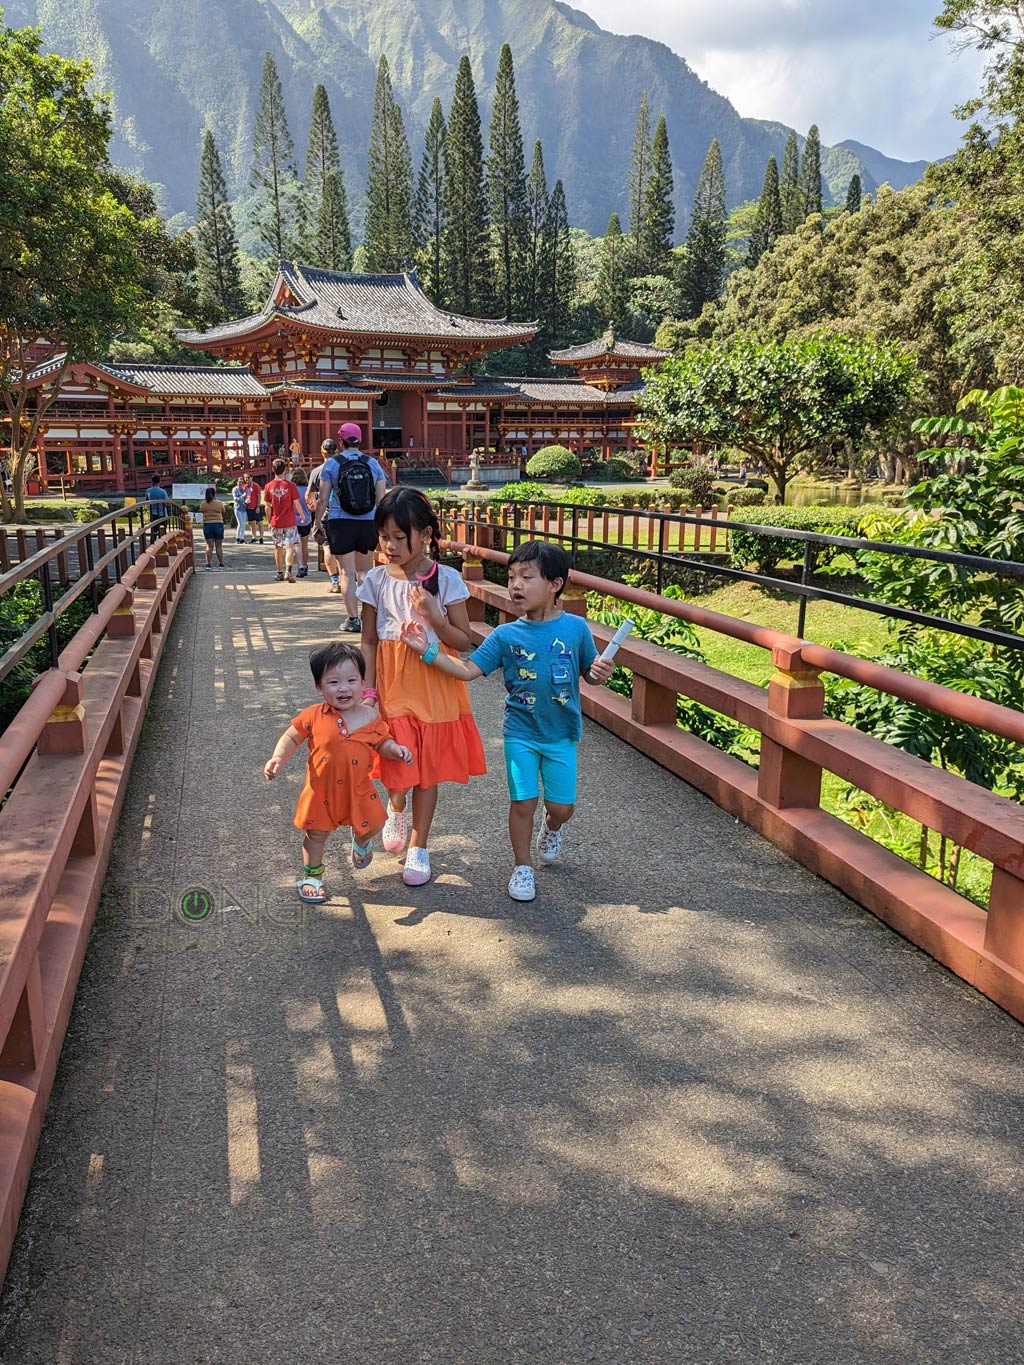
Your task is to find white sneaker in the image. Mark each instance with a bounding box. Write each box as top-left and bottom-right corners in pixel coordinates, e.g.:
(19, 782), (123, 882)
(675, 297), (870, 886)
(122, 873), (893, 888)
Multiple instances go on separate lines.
(403, 846), (431, 886)
(381, 804), (409, 853)
(508, 865), (536, 901)
(536, 822), (563, 863)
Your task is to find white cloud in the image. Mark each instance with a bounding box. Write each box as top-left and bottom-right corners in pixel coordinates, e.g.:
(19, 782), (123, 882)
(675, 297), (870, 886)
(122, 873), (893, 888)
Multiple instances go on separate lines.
(572, 0), (987, 161)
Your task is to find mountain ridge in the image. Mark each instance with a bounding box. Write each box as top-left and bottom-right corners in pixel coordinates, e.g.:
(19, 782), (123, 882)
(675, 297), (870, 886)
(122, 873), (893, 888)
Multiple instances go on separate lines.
(6, 0), (940, 234)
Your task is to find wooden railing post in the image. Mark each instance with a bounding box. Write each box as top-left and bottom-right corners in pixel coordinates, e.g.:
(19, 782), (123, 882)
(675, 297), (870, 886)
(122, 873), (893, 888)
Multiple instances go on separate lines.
(757, 644), (824, 810)
(984, 868), (1024, 973)
(0, 956), (46, 1070)
(35, 672), (87, 756)
(461, 555), (486, 623)
(631, 677), (677, 727)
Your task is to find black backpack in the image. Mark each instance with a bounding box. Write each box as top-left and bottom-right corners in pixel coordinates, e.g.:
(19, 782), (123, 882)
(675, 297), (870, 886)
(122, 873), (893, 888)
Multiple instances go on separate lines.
(332, 453), (376, 516)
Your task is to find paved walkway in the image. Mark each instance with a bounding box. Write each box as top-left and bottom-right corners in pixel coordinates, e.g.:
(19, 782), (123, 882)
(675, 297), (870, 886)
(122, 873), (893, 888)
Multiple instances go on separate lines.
(1, 547), (1023, 1364)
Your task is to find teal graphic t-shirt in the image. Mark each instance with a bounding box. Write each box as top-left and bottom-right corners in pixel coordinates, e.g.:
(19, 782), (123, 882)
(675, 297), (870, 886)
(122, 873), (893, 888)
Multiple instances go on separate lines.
(468, 612), (598, 742)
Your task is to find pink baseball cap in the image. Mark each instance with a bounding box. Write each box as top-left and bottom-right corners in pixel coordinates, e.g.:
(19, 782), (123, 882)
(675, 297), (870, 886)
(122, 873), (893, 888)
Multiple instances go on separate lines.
(337, 422), (362, 442)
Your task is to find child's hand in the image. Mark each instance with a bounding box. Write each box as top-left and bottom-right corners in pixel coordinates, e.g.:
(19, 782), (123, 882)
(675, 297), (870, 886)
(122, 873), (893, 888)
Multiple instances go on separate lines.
(410, 585), (441, 622)
(395, 744), (413, 766)
(400, 621), (430, 654)
(264, 757), (282, 780)
(588, 657), (615, 685)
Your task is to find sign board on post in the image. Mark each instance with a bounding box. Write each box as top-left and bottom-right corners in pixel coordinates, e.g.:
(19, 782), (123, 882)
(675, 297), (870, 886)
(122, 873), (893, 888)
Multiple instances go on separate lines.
(171, 484), (206, 501)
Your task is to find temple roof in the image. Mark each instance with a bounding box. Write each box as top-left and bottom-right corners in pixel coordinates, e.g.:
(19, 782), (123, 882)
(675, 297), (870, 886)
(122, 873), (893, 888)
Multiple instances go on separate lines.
(103, 364), (267, 398)
(548, 329), (669, 365)
(437, 377), (645, 406)
(177, 264), (537, 348)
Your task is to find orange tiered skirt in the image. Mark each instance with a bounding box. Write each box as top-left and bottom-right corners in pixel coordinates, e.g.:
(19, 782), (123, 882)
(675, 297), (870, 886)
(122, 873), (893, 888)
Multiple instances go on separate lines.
(374, 638), (486, 789)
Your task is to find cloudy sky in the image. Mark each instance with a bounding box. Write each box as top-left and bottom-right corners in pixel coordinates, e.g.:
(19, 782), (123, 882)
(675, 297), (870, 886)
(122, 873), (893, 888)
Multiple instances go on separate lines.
(573, 0), (986, 161)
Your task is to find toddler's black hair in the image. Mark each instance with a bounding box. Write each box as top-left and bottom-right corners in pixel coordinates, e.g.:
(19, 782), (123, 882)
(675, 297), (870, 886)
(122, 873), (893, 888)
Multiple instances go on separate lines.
(508, 540), (570, 600)
(374, 487), (442, 596)
(309, 641), (365, 685)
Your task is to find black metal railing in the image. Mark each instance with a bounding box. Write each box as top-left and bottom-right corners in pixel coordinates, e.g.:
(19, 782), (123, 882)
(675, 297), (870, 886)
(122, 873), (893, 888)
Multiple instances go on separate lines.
(441, 499), (1024, 653)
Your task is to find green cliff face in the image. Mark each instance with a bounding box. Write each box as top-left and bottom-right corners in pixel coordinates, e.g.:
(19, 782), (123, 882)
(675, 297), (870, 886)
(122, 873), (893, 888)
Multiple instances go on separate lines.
(7, 0), (933, 232)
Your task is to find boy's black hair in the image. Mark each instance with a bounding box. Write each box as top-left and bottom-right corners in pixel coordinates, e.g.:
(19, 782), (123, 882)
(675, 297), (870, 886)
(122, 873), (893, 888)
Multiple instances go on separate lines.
(272, 457), (287, 474)
(309, 641), (366, 684)
(374, 488), (442, 595)
(508, 540), (570, 600)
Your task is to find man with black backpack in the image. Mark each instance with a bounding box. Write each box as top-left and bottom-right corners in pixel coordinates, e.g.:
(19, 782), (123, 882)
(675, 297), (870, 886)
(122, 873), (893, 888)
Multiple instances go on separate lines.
(311, 423), (388, 632)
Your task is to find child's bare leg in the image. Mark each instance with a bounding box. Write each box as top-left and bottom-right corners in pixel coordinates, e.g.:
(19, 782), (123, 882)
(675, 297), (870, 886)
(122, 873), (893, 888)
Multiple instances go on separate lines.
(509, 797), (539, 865)
(302, 830), (329, 870)
(409, 784), (438, 849)
(543, 801), (574, 832)
(386, 786), (410, 813)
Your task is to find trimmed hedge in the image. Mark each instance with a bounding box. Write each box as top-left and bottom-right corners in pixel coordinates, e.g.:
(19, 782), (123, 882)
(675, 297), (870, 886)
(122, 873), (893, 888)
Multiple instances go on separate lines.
(728, 505), (865, 574)
(526, 445), (581, 480)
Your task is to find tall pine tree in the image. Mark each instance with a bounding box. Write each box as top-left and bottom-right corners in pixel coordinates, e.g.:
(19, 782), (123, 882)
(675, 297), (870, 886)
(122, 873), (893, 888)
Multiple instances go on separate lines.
(195, 129), (244, 319)
(305, 84), (350, 268)
(746, 155), (783, 269)
(317, 172), (352, 271)
(250, 52), (301, 262)
(524, 140), (549, 320)
(845, 173), (863, 214)
(414, 98), (447, 301)
(780, 130), (801, 234)
(542, 179), (574, 340)
(442, 55), (492, 316)
(800, 124), (823, 223)
(487, 43), (528, 318)
(364, 55), (414, 273)
(627, 92), (652, 276)
(640, 113), (674, 275)
(677, 137), (726, 319)
(595, 212), (629, 332)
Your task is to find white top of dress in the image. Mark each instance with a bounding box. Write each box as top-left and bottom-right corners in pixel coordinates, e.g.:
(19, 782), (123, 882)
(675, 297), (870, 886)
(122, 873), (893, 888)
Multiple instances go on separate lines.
(357, 563), (470, 643)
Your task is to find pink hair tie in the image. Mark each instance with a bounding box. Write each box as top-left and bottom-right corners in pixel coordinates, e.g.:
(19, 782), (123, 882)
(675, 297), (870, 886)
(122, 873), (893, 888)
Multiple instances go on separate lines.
(414, 561), (438, 585)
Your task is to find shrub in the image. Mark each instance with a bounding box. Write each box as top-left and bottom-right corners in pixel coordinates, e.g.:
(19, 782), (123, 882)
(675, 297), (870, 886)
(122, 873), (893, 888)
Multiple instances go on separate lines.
(526, 445), (581, 480)
(729, 505), (865, 574)
(491, 480), (549, 503)
(727, 487), (768, 508)
(592, 455), (637, 482)
(669, 460), (717, 505)
(73, 501), (113, 523)
(557, 486), (608, 507)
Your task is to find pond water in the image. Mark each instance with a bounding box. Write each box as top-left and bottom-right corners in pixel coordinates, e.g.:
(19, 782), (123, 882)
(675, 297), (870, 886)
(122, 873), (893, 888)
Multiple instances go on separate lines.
(786, 482), (889, 507)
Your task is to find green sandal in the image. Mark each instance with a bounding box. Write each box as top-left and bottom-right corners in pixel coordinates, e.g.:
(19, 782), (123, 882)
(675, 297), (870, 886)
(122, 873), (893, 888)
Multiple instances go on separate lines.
(351, 834), (374, 869)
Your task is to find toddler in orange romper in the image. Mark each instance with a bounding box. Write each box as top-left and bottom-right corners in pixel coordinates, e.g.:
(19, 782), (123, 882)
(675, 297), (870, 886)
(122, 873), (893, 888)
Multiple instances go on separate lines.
(264, 641), (412, 902)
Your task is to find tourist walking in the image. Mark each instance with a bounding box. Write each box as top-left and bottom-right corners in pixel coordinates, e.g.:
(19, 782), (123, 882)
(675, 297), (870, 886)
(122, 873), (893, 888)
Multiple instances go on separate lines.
(311, 423), (388, 632)
(264, 642), (413, 903)
(292, 469), (312, 577)
(399, 540), (614, 902)
(198, 486), (227, 569)
(243, 475), (265, 543)
(231, 477), (249, 543)
(308, 442), (343, 593)
(263, 457), (303, 583)
(145, 473), (169, 528)
(357, 488), (486, 887)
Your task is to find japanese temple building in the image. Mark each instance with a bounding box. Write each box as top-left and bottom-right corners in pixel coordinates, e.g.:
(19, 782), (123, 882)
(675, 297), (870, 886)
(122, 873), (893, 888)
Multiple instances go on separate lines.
(25, 265), (671, 494)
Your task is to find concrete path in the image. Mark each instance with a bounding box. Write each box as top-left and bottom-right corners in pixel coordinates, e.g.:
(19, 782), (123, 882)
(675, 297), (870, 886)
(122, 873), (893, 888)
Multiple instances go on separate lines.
(1, 547), (1022, 1364)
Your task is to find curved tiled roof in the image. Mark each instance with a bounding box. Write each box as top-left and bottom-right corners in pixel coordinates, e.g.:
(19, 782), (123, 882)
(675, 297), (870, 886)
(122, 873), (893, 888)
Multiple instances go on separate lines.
(548, 334), (669, 364)
(434, 377), (646, 406)
(103, 363), (267, 398)
(177, 263), (537, 347)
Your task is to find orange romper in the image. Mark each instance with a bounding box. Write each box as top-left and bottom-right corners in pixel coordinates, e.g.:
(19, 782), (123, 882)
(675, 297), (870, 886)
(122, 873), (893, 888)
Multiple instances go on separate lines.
(357, 564), (486, 790)
(291, 704), (391, 836)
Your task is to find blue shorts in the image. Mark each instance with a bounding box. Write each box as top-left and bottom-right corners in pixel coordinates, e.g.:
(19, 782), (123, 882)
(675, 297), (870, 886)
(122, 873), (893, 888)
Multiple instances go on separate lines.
(203, 523), (224, 541)
(503, 737), (577, 806)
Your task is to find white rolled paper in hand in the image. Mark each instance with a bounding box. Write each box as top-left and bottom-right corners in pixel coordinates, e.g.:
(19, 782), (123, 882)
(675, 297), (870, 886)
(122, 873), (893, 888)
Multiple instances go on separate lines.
(600, 618), (635, 661)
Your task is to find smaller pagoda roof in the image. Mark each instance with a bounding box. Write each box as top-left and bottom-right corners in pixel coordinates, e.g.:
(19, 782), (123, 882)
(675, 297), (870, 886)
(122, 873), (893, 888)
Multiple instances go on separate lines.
(103, 363), (267, 398)
(265, 380), (382, 398)
(434, 377), (646, 407)
(548, 328), (669, 366)
(177, 263), (538, 349)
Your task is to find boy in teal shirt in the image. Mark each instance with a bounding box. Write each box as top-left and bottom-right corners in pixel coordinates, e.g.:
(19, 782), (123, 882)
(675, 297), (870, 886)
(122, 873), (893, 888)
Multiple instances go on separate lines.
(401, 540), (614, 901)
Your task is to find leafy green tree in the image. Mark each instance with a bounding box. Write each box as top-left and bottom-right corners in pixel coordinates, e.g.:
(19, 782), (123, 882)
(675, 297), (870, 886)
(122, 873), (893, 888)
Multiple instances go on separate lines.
(627, 91), (652, 276)
(746, 155), (783, 268)
(305, 84), (350, 269)
(316, 172), (352, 271)
(487, 43), (528, 318)
(542, 179), (574, 338)
(845, 173), (863, 214)
(780, 130), (802, 234)
(249, 52), (301, 261)
(524, 140), (549, 319)
(595, 212), (629, 331)
(364, 55), (414, 272)
(677, 138), (726, 318)
(443, 55), (492, 314)
(195, 129), (244, 318)
(0, 17), (147, 521)
(638, 332), (919, 503)
(800, 124), (824, 223)
(414, 98), (446, 301)
(639, 114), (675, 276)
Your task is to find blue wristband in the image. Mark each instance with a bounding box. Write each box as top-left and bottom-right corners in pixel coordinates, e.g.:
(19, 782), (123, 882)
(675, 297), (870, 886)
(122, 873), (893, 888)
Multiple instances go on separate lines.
(422, 641), (440, 665)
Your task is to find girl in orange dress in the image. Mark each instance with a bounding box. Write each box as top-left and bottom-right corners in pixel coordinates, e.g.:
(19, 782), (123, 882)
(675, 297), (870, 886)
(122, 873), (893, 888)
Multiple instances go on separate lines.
(358, 489), (486, 887)
(264, 641), (412, 903)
